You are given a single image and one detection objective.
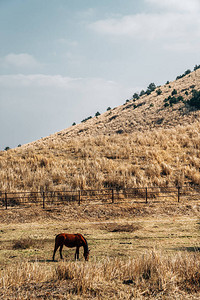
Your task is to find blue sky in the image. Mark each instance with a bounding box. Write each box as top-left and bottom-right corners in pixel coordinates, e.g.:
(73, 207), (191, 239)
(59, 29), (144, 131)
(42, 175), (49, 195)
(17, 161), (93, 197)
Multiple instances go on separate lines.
(1, 0), (200, 149)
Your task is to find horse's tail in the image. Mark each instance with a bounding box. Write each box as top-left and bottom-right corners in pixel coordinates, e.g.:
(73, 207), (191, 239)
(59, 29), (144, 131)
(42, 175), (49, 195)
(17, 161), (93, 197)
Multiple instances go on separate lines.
(54, 233), (64, 247)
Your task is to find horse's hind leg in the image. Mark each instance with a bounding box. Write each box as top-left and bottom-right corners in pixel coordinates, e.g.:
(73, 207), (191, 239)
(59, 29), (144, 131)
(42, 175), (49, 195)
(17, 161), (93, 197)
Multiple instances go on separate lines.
(59, 244), (64, 259)
(75, 247), (79, 260)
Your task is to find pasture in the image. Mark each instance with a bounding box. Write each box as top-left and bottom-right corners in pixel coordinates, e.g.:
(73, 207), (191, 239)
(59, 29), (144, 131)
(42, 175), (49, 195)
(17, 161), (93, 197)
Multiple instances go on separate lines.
(1, 201), (200, 299)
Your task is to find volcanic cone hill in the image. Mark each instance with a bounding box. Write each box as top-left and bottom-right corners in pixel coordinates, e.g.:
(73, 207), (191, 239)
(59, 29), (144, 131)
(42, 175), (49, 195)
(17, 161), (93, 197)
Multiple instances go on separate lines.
(1, 67), (200, 192)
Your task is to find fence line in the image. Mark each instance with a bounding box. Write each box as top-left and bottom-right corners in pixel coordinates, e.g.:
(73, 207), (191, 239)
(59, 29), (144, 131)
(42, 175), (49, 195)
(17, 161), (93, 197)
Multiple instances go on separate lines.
(0, 184), (200, 209)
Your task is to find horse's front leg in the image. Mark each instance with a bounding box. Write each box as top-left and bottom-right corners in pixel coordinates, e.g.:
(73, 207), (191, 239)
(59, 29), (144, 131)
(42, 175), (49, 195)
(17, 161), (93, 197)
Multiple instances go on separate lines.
(75, 247), (79, 260)
(52, 243), (59, 261)
(59, 245), (63, 259)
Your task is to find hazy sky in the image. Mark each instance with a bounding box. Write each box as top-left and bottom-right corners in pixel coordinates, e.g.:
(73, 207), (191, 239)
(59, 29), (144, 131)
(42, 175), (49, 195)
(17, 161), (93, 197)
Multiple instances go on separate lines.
(1, 0), (200, 149)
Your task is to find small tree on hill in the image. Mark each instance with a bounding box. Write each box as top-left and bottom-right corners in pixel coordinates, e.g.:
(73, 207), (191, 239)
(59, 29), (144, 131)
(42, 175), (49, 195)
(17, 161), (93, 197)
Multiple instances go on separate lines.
(146, 83), (156, 95)
(156, 88), (162, 95)
(139, 90), (145, 97)
(172, 89), (177, 96)
(194, 64), (200, 71)
(95, 111), (101, 117)
(133, 93), (139, 100)
(187, 89), (200, 109)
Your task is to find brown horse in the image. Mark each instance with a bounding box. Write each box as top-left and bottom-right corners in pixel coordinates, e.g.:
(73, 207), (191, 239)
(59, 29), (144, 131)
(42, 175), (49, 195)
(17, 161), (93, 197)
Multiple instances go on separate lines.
(52, 233), (90, 261)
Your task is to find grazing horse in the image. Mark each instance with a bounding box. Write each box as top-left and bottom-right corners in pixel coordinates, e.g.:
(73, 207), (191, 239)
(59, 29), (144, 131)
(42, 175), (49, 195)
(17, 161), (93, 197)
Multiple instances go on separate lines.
(52, 233), (89, 261)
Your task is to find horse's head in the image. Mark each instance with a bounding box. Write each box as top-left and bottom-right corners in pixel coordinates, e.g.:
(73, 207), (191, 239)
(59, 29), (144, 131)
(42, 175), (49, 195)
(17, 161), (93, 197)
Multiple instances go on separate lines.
(84, 249), (90, 261)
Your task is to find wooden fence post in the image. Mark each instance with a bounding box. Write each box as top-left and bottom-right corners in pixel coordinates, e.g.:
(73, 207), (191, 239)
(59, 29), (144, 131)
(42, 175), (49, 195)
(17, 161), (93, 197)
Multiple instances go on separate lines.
(78, 190), (81, 205)
(177, 186), (180, 203)
(112, 189), (114, 203)
(42, 192), (45, 209)
(145, 187), (148, 203)
(5, 192), (7, 209)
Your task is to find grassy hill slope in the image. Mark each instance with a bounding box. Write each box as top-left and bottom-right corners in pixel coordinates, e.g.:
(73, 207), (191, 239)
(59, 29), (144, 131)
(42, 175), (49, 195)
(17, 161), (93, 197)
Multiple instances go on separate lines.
(45, 67), (200, 140)
(0, 68), (200, 192)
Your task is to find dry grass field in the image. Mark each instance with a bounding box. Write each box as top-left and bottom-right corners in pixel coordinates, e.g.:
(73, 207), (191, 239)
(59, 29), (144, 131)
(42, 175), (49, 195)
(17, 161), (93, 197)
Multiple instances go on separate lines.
(1, 67), (200, 298)
(1, 202), (200, 299)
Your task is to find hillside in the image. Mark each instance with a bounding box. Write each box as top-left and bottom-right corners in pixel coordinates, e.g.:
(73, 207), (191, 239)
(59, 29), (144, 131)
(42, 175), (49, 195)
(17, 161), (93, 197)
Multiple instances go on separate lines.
(42, 67), (200, 142)
(0, 67), (200, 192)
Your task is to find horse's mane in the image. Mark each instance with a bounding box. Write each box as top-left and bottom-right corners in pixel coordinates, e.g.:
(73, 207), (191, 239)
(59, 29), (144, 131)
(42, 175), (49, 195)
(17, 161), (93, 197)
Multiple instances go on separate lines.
(77, 233), (88, 251)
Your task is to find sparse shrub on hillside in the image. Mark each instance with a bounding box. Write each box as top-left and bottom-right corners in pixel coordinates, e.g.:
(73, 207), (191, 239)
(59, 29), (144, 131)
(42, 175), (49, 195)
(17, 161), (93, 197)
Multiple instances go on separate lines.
(170, 97), (179, 106)
(176, 69), (191, 80)
(194, 64), (200, 71)
(146, 82), (156, 95)
(172, 89), (177, 96)
(133, 102), (145, 110)
(177, 95), (184, 102)
(139, 89), (145, 97)
(4, 146), (10, 151)
(187, 89), (200, 109)
(156, 88), (162, 95)
(146, 90), (151, 96)
(163, 94), (184, 107)
(133, 93), (139, 100)
(185, 69), (191, 75)
(81, 116), (92, 123)
(72, 122), (76, 126)
(95, 111), (101, 117)
(107, 107), (111, 111)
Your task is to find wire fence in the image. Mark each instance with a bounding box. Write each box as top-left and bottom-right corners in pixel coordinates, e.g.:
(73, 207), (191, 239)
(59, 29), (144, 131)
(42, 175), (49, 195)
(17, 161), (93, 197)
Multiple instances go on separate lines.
(0, 184), (200, 209)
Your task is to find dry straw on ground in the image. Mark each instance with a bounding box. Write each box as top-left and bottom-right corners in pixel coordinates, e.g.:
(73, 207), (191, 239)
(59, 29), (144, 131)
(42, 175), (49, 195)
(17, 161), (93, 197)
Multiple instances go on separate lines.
(1, 250), (200, 299)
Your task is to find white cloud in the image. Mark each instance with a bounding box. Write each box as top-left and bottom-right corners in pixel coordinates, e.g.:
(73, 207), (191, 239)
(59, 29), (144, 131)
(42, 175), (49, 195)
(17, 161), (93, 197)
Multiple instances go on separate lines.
(90, 13), (199, 40)
(0, 74), (80, 89)
(3, 53), (41, 68)
(146, 0), (200, 13)
(89, 2), (200, 53)
(0, 74), (132, 99)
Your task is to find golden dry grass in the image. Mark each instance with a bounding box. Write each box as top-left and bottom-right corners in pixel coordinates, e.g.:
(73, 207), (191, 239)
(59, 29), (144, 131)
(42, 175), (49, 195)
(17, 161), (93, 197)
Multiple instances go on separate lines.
(2, 252), (200, 299)
(1, 204), (200, 299)
(0, 121), (200, 193)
